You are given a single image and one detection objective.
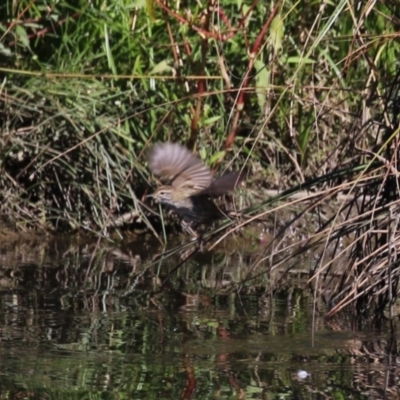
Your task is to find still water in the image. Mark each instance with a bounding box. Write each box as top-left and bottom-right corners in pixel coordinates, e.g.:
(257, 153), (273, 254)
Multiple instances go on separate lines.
(0, 234), (397, 399)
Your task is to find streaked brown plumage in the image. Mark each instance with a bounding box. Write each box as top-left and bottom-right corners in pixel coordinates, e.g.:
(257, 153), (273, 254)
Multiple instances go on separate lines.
(147, 142), (243, 224)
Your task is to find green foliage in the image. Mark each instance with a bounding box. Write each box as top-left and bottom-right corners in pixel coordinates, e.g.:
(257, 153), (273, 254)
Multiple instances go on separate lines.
(0, 0), (399, 231)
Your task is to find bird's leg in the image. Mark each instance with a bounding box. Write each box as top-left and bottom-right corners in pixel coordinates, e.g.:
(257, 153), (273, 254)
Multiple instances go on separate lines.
(181, 220), (198, 238)
(181, 220), (205, 251)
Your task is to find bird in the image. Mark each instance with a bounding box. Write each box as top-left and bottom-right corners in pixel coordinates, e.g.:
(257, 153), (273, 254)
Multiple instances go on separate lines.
(147, 142), (243, 225)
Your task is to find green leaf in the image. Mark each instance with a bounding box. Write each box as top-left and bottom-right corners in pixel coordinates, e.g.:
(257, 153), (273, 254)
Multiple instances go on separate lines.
(133, 55), (142, 74)
(286, 56), (316, 64)
(209, 151), (225, 165)
(199, 147), (207, 161)
(146, 0), (155, 21)
(0, 43), (12, 56)
(132, 0), (146, 7)
(203, 115), (222, 126)
(133, 0), (155, 21)
(242, 5), (252, 28)
(148, 60), (173, 75)
(254, 59), (270, 113)
(269, 14), (284, 53)
(15, 25), (30, 49)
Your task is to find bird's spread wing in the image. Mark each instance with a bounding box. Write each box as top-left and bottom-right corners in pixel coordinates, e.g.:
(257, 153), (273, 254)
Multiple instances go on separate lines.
(200, 171), (245, 197)
(148, 142), (213, 195)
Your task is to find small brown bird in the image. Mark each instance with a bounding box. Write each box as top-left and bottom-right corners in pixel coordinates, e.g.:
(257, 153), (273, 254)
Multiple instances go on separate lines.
(147, 142), (243, 224)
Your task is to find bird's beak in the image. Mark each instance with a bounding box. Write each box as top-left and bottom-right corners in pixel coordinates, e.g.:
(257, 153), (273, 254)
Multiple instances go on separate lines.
(146, 194), (154, 199)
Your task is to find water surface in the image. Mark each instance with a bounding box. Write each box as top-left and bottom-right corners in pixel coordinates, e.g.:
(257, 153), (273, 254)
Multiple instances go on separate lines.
(0, 234), (396, 399)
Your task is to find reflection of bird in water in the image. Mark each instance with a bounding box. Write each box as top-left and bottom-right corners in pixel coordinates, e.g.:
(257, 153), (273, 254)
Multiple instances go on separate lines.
(147, 142), (243, 224)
